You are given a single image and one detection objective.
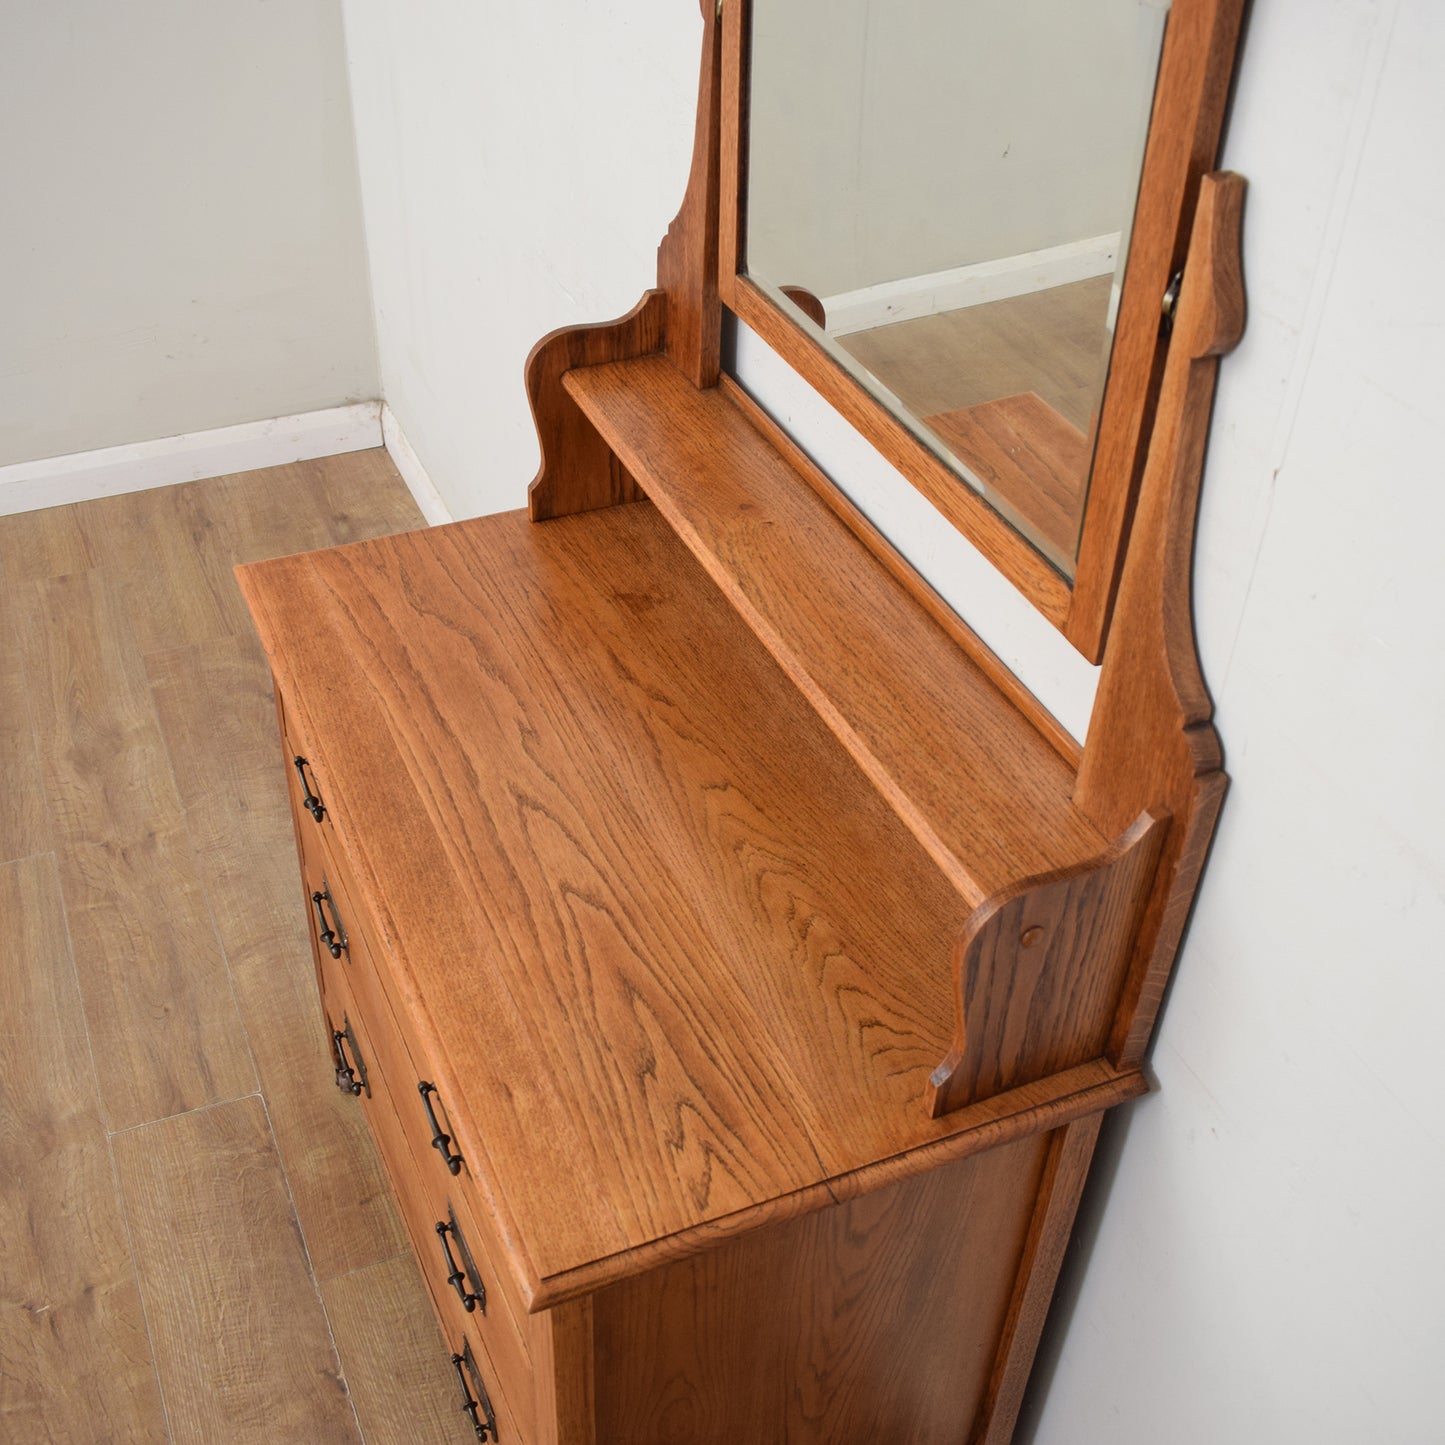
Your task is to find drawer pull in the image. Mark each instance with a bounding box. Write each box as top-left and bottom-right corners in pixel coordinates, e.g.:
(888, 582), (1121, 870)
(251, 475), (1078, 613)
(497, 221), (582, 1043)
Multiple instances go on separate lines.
(435, 1213), (486, 1313)
(419, 1080), (464, 1175)
(450, 1344), (498, 1441)
(332, 1018), (367, 1097)
(292, 755), (326, 822)
(311, 886), (344, 959)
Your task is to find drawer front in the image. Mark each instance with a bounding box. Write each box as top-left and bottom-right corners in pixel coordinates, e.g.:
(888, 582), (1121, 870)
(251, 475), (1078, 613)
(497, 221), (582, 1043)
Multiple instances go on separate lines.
(278, 688), (345, 863)
(279, 713), (534, 1340)
(317, 853), (531, 1335)
(444, 1330), (521, 1445)
(287, 735), (537, 1436)
(316, 947), (535, 1443)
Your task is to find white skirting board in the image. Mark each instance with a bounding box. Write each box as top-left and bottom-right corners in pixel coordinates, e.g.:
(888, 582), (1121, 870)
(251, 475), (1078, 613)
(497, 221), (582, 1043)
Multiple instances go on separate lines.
(819, 232), (1122, 336)
(381, 405), (454, 526)
(0, 403), (384, 518)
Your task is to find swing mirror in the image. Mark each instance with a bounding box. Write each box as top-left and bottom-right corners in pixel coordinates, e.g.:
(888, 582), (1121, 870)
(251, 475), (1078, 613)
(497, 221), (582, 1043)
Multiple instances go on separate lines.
(719, 0), (1238, 659)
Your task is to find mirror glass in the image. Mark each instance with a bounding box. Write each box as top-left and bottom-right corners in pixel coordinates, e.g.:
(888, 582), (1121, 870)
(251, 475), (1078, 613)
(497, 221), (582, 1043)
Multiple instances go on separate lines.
(745, 0), (1171, 576)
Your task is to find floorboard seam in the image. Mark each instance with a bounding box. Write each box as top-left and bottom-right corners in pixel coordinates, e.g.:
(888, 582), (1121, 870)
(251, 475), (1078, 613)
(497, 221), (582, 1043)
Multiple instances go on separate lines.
(255, 1088), (369, 1444)
(105, 1091), (266, 1140)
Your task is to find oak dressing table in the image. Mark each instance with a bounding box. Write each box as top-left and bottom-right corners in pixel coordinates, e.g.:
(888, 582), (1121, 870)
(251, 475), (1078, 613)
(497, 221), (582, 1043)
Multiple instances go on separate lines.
(237, 1), (1247, 1437)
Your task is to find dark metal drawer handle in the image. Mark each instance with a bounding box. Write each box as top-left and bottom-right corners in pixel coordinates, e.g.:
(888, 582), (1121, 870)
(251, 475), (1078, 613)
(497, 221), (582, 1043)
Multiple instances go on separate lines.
(293, 755), (325, 822)
(419, 1081), (464, 1174)
(450, 1347), (498, 1441)
(332, 1020), (366, 1097)
(311, 887), (344, 959)
(435, 1216), (486, 1314)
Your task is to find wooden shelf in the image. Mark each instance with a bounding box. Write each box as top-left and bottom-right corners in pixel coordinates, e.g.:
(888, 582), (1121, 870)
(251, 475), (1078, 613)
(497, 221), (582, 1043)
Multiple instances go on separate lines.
(563, 354), (1108, 909)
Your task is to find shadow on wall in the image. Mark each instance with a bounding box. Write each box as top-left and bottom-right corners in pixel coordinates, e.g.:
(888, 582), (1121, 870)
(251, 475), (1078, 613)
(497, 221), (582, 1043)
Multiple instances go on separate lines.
(1015, 1099), (1141, 1443)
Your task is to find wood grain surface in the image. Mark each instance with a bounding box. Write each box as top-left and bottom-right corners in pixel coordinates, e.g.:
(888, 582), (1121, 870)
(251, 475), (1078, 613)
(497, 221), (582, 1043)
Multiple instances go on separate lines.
(715, 373), (1084, 768)
(928, 812), (1166, 1117)
(19, 566), (192, 846)
(0, 609), (47, 864)
(57, 822), (258, 1131)
(1078, 173), (1245, 1068)
(924, 391), (1090, 570)
(976, 1114), (1103, 1445)
(529, 1299), (597, 1445)
(1067, 0), (1249, 658)
(0, 855), (168, 1441)
(76, 484), (237, 654)
(112, 1096), (359, 1444)
(307, 916), (537, 1443)
(241, 502), (963, 1296)
(323, 1255), (476, 1445)
(147, 637), (407, 1280)
(238, 500), (1149, 1308)
(655, 0), (723, 387)
(0, 506), (87, 865)
(562, 354), (1107, 906)
(525, 291), (666, 521)
(591, 1131), (1049, 1443)
(0, 499), (92, 585)
(1, 451), (464, 1441)
(18, 568), (256, 1131)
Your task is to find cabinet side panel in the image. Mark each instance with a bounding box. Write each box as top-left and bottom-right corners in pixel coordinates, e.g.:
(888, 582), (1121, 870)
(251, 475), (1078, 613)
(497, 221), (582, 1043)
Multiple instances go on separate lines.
(592, 1132), (1052, 1443)
(531, 1298), (596, 1445)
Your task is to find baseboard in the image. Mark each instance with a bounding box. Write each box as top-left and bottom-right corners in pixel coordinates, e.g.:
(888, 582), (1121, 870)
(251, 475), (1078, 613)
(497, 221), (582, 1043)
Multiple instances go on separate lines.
(0, 403), (384, 518)
(820, 233), (1122, 336)
(381, 405), (454, 526)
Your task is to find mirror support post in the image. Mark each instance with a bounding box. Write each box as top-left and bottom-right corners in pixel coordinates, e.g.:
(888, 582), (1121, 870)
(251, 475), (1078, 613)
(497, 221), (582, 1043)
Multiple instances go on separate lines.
(1076, 172), (1247, 1070)
(657, 0), (725, 388)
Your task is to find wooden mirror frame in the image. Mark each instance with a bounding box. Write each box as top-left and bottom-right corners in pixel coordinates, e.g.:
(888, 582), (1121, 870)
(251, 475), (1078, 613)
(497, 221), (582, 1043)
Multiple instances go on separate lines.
(717, 0), (1246, 662)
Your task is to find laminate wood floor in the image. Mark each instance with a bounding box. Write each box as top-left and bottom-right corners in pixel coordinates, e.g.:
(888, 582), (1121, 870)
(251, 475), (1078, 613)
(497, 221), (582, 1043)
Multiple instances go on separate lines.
(0, 451), (475, 1444)
(838, 274), (1114, 430)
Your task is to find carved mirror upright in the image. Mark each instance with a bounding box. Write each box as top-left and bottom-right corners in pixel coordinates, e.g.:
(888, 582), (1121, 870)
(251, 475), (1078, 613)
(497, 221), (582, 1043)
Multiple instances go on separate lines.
(239, 1), (1249, 1437)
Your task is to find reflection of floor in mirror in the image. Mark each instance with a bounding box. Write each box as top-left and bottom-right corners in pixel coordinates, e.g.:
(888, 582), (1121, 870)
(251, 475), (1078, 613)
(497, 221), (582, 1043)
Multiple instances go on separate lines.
(837, 274), (1113, 430)
(837, 275), (1112, 569)
(924, 391), (1090, 568)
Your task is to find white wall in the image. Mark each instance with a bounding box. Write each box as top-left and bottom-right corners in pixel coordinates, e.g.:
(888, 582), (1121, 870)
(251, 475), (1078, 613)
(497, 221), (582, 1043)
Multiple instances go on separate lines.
(747, 0), (1165, 297)
(1022, 1), (1445, 1438)
(342, 2), (1444, 1438)
(340, 0), (698, 523)
(0, 0), (378, 469)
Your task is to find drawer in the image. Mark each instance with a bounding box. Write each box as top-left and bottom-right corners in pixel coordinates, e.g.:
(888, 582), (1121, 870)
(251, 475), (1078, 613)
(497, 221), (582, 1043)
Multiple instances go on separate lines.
(300, 845), (536, 1438)
(284, 747), (535, 1341)
(444, 1329), (522, 1445)
(316, 954), (534, 1443)
(277, 687), (345, 863)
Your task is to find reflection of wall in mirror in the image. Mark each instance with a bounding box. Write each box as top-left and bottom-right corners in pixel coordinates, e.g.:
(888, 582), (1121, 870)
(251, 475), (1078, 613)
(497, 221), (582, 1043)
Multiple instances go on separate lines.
(747, 0), (1168, 311)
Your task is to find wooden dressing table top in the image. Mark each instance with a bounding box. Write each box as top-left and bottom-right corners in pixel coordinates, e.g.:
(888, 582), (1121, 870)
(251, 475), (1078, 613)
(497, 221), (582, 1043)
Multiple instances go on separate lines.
(238, 498), (1139, 1309)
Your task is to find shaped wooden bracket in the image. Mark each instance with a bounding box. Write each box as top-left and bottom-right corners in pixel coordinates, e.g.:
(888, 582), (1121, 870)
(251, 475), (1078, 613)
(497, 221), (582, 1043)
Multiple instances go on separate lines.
(525, 292), (667, 520)
(526, 0), (723, 521)
(926, 811), (1167, 1118)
